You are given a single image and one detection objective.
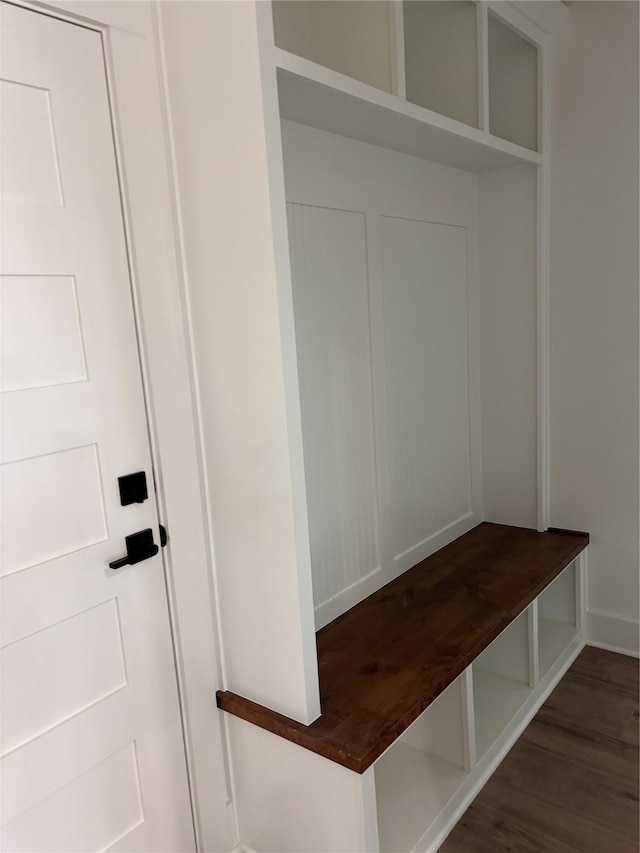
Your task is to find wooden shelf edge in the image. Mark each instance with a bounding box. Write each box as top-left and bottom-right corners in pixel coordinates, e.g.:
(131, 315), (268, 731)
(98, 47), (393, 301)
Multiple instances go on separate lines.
(216, 690), (366, 773)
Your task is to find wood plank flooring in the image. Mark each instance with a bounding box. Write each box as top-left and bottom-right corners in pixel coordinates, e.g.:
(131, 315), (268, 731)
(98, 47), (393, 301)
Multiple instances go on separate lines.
(441, 646), (639, 852)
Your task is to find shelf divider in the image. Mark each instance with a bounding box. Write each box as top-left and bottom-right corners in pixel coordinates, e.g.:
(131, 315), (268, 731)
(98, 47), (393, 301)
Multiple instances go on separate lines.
(388, 0), (406, 99)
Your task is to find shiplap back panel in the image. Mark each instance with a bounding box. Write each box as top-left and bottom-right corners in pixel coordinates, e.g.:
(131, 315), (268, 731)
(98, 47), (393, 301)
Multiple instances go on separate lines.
(282, 120), (482, 625)
(380, 217), (473, 570)
(287, 203), (381, 615)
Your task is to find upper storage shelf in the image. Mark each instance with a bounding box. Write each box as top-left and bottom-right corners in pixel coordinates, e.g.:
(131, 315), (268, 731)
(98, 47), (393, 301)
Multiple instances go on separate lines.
(273, 1), (544, 171)
(403, 0), (479, 127)
(272, 0), (395, 93)
(218, 523), (588, 773)
(488, 11), (539, 150)
(276, 49), (542, 173)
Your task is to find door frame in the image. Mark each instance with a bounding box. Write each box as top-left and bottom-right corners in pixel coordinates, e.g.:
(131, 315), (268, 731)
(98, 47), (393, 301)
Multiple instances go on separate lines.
(10, 1), (235, 849)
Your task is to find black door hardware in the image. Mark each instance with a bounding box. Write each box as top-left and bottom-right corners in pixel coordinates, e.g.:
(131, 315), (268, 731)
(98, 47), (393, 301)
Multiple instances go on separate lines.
(159, 524), (168, 548)
(118, 471), (148, 506)
(109, 528), (159, 570)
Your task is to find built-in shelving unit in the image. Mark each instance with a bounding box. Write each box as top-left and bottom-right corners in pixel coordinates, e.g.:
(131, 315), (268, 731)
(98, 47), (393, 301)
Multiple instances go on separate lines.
(212, 2), (583, 851)
(273, 0), (542, 172)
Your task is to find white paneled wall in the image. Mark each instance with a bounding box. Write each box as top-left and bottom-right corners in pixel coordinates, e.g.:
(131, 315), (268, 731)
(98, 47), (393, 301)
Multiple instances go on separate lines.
(288, 203), (381, 614)
(380, 217), (473, 572)
(284, 122), (484, 626)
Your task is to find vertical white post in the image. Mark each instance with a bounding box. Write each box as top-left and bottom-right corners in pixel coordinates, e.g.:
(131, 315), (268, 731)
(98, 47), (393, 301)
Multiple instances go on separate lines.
(388, 0), (406, 99)
(528, 601), (540, 687)
(537, 34), (552, 531)
(477, 2), (490, 132)
(576, 552), (587, 637)
(362, 767), (381, 853)
(461, 667), (477, 772)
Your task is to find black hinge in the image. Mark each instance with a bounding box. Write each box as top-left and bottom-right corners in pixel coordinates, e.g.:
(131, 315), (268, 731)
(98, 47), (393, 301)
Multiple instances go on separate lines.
(159, 524), (168, 548)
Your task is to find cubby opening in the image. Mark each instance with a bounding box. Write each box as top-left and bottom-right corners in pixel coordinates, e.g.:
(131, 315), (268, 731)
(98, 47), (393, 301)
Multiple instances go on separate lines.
(488, 12), (539, 150)
(472, 609), (533, 759)
(272, 1), (395, 93)
(375, 676), (469, 853)
(403, 0), (478, 126)
(538, 561), (579, 677)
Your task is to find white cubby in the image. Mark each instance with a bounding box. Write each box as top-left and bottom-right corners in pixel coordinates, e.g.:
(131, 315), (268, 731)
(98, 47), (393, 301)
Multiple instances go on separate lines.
(538, 561), (579, 678)
(472, 609), (533, 758)
(403, 0), (479, 127)
(488, 11), (539, 151)
(272, 1), (395, 93)
(375, 676), (470, 853)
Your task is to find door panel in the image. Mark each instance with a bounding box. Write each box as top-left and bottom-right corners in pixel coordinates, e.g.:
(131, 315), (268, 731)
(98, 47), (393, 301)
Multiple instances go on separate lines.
(0, 5), (195, 850)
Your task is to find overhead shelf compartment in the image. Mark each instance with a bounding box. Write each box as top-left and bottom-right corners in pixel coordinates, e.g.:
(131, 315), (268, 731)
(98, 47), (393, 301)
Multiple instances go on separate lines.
(488, 11), (539, 150)
(403, 0), (479, 127)
(272, 0), (395, 93)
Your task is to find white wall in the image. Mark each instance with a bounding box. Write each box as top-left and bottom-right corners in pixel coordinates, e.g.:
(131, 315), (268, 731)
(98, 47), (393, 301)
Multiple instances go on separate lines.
(549, 1), (639, 655)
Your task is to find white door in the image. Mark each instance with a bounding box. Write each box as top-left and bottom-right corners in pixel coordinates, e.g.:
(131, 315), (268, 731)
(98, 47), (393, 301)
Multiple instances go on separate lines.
(0, 5), (195, 851)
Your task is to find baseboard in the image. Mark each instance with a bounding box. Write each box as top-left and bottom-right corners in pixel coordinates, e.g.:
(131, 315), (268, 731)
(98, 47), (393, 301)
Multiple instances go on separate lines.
(314, 515), (481, 630)
(587, 611), (639, 658)
(314, 567), (383, 630)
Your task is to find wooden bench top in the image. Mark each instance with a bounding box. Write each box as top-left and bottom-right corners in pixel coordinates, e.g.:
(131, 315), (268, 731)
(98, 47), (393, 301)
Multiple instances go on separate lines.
(217, 522), (588, 772)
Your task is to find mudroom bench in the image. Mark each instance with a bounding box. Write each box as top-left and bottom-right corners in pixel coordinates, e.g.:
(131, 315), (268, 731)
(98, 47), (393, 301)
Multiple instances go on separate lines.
(217, 522), (588, 852)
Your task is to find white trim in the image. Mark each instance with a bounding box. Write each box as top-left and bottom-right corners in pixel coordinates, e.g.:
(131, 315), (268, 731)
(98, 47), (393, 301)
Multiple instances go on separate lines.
(314, 567), (383, 631)
(586, 641), (640, 661)
(587, 612), (640, 658)
(528, 601), (539, 687)
(537, 33), (552, 532)
(476, 3), (489, 133)
(388, 0), (406, 100)
(16, 2), (235, 849)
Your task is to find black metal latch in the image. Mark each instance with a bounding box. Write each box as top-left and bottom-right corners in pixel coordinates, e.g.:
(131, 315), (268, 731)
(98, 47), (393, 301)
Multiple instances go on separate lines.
(118, 471), (148, 506)
(109, 528), (159, 570)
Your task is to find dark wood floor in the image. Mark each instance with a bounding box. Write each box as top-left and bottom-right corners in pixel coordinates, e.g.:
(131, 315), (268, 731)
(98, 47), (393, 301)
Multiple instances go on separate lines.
(441, 646), (639, 852)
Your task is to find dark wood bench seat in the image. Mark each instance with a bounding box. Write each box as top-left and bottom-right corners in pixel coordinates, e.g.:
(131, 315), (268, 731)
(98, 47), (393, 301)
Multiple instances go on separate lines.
(217, 522), (589, 773)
